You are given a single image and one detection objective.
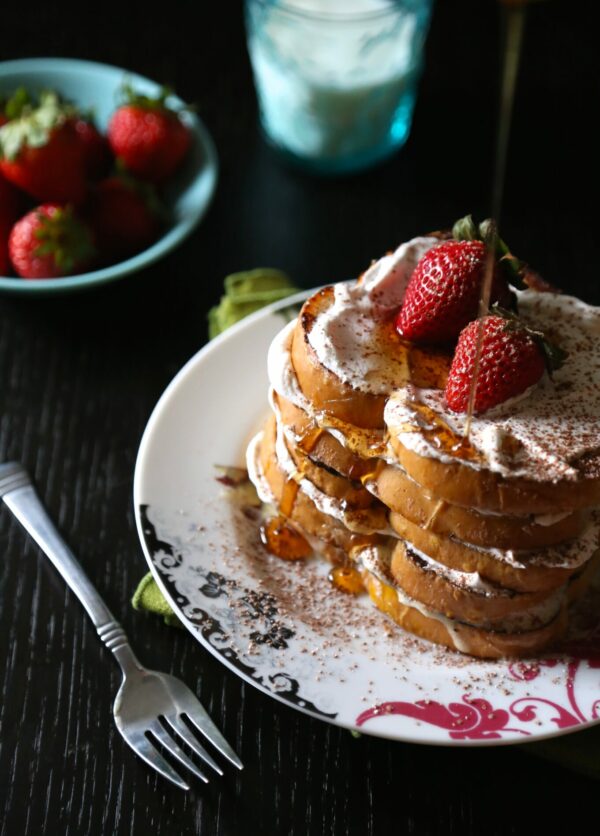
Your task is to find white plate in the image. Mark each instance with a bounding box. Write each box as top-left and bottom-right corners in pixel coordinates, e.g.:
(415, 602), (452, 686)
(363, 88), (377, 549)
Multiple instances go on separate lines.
(134, 291), (600, 746)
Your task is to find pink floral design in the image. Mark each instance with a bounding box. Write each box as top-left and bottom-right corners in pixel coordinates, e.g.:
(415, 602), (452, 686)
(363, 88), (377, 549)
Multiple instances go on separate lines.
(357, 643), (600, 740)
(356, 695), (527, 739)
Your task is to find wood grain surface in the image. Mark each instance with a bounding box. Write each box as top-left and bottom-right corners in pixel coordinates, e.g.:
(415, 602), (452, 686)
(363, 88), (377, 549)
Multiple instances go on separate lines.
(1, 1), (598, 834)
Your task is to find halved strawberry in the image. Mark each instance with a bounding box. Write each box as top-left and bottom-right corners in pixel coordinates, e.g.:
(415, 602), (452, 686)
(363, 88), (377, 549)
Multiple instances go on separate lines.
(0, 91), (87, 204)
(444, 310), (567, 414)
(9, 204), (95, 279)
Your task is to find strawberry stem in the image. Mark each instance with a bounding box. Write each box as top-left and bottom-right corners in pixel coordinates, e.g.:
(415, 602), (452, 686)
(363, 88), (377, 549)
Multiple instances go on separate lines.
(452, 213), (527, 289)
(33, 206), (95, 273)
(117, 81), (193, 114)
(490, 303), (568, 374)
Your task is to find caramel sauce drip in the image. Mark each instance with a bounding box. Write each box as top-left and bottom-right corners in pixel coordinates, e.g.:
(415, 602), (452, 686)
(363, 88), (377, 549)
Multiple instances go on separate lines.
(296, 424), (324, 455)
(328, 564), (364, 595)
(319, 414), (387, 459)
(358, 459), (385, 487)
(407, 343), (452, 389)
(279, 477), (300, 518)
(260, 516), (312, 560)
(408, 397), (484, 464)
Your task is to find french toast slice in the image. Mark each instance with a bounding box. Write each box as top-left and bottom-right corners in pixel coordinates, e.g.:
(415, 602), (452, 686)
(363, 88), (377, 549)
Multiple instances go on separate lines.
(290, 285), (451, 429)
(360, 549), (568, 660)
(375, 464), (586, 550)
(390, 540), (575, 624)
(387, 432), (600, 515)
(291, 286), (390, 428)
(388, 511), (589, 593)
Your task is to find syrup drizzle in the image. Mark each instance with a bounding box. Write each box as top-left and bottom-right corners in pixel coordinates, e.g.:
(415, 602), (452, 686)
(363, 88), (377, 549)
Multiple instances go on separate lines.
(463, 242), (497, 439)
(261, 414), (325, 560)
(328, 564), (364, 595)
(408, 396), (484, 463)
(464, 1), (527, 439)
(260, 516), (312, 560)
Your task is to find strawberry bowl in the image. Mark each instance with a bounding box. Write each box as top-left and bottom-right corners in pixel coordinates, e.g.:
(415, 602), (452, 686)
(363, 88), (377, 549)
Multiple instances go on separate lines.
(0, 57), (218, 295)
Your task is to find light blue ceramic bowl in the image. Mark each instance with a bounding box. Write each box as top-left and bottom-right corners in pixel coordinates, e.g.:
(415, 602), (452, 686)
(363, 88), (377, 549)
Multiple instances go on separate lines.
(0, 58), (218, 295)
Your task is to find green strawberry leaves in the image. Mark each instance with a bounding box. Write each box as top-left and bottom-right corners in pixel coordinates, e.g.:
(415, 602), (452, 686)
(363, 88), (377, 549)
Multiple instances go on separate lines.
(0, 90), (79, 161)
(117, 81), (193, 115)
(491, 303), (568, 374)
(33, 206), (95, 273)
(452, 214), (563, 295)
(452, 213), (526, 288)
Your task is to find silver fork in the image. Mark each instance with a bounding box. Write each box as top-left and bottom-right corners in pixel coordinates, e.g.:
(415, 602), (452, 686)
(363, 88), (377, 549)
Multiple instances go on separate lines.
(0, 462), (243, 790)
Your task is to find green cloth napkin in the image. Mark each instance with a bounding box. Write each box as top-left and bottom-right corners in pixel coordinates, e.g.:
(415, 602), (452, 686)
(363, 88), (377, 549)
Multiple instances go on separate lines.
(133, 267), (599, 779)
(207, 267), (297, 340)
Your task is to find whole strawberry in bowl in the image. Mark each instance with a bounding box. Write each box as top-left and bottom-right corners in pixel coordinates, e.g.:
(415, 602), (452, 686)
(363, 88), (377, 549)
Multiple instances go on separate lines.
(9, 204), (95, 280)
(0, 90), (88, 205)
(108, 85), (192, 183)
(0, 58), (217, 295)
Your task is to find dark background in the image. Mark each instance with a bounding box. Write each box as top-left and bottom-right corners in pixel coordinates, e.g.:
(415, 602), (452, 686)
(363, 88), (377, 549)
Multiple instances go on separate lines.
(1, 1), (598, 834)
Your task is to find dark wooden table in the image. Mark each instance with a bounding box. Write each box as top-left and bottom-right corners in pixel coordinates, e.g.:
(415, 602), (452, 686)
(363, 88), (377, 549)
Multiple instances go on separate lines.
(1, 2), (598, 833)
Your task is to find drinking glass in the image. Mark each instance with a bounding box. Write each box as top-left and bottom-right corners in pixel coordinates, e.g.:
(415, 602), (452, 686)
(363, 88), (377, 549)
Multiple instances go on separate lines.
(245, 0), (435, 174)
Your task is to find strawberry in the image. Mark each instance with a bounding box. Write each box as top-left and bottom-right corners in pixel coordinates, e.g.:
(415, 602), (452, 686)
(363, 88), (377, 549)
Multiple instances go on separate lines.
(9, 204), (95, 279)
(444, 311), (566, 414)
(107, 85), (191, 183)
(0, 173), (22, 274)
(74, 118), (112, 179)
(0, 91), (87, 205)
(86, 175), (161, 261)
(396, 239), (514, 343)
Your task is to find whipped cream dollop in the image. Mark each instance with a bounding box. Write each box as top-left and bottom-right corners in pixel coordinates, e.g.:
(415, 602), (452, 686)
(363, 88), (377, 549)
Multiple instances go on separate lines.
(305, 236), (438, 396)
(386, 289), (600, 482)
(360, 236), (439, 310)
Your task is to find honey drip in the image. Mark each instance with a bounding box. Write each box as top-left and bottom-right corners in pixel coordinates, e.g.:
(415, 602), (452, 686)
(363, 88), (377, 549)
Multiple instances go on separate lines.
(464, 1), (527, 438)
(319, 414), (387, 459)
(328, 564), (364, 595)
(260, 516), (312, 560)
(296, 424), (324, 455)
(408, 397), (484, 463)
(358, 459), (385, 487)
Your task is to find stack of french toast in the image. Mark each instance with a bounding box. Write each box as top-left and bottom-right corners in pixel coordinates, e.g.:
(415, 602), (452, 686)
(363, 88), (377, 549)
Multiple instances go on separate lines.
(247, 219), (600, 658)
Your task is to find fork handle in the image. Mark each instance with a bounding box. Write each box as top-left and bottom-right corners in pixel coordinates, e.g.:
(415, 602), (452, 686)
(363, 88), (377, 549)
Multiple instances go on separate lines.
(0, 462), (140, 674)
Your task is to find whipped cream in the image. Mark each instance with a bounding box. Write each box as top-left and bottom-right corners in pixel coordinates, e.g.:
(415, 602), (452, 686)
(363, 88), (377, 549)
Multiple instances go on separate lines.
(386, 289), (600, 482)
(246, 431), (276, 506)
(403, 542), (503, 597)
(361, 236), (439, 310)
(268, 320), (312, 413)
(305, 236), (438, 396)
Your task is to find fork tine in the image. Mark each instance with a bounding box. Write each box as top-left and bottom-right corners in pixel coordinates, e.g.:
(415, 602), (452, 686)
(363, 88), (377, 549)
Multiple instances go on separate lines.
(125, 729), (190, 791)
(182, 710), (244, 770)
(163, 714), (224, 776)
(148, 723), (209, 784)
